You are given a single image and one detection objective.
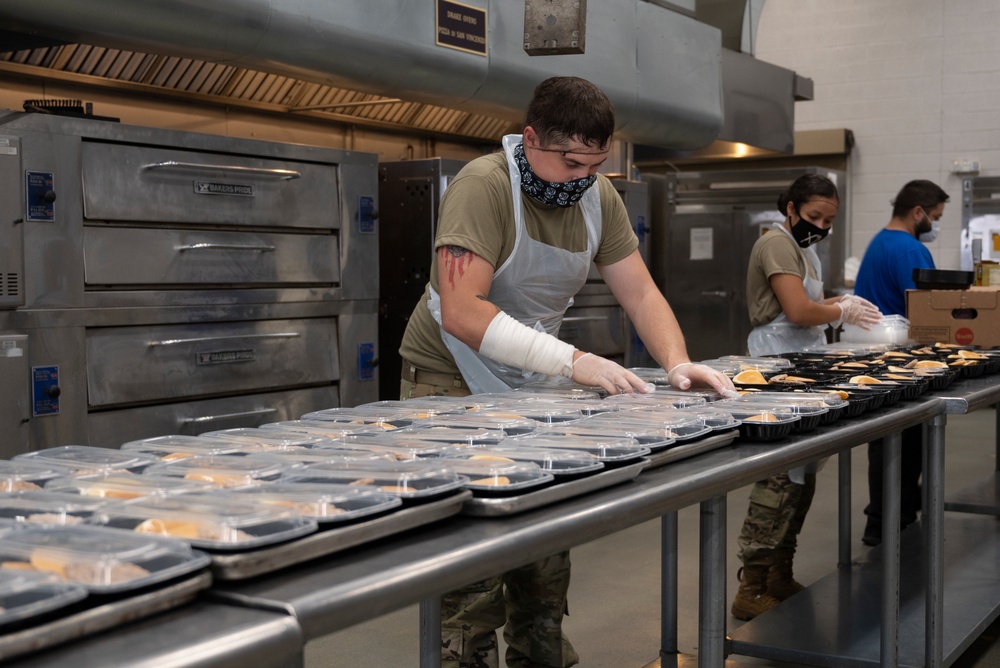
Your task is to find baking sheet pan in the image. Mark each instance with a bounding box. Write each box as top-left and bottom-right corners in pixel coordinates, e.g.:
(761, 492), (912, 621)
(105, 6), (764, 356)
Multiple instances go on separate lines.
(210, 490), (472, 580)
(643, 430), (738, 469)
(462, 459), (648, 517)
(0, 571), (211, 662)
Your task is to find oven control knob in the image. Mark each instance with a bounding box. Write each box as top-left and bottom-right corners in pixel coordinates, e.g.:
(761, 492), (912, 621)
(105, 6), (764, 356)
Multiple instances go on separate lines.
(45, 385), (61, 399)
(42, 190), (57, 203)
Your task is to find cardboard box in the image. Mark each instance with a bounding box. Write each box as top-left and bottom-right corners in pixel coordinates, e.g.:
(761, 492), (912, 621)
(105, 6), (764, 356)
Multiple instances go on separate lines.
(907, 286), (1000, 348)
(975, 261), (1000, 287)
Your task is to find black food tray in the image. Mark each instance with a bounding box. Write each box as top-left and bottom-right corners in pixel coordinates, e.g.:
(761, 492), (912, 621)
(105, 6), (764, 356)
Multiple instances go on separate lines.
(912, 268), (974, 289)
(209, 490), (472, 580)
(644, 430), (738, 470)
(462, 460), (647, 517)
(0, 571), (211, 662)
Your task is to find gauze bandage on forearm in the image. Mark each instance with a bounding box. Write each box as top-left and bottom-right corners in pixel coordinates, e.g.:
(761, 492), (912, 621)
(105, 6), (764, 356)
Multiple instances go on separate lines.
(478, 311), (576, 378)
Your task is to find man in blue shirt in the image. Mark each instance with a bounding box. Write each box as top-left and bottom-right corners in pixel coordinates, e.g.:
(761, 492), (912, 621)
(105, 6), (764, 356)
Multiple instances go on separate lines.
(854, 179), (949, 546)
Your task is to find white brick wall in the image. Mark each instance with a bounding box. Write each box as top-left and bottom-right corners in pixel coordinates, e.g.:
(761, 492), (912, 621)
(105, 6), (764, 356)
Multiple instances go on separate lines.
(756, 0), (1000, 267)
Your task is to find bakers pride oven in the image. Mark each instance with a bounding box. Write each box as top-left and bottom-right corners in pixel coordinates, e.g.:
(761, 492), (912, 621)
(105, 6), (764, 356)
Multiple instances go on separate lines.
(0, 110), (379, 456)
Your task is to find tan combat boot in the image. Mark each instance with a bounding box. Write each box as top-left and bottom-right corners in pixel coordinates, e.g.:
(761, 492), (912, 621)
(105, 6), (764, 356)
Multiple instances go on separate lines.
(731, 565), (781, 621)
(766, 547), (805, 601)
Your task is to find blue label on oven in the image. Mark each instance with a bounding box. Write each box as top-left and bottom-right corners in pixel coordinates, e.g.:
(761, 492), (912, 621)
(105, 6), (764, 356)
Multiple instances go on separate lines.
(357, 343), (375, 381)
(358, 196), (376, 234)
(32, 365), (60, 416)
(25, 170), (55, 222)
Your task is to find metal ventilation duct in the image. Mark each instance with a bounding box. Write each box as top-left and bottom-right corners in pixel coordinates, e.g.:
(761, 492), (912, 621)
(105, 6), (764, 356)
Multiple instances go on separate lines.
(0, 0), (724, 150)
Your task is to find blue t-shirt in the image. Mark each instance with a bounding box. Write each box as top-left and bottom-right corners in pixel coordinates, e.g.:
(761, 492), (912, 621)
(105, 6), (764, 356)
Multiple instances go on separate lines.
(854, 229), (935, 316)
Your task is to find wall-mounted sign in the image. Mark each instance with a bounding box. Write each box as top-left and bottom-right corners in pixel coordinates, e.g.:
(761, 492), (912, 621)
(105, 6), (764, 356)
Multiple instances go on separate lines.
(436, 0), (487, 56)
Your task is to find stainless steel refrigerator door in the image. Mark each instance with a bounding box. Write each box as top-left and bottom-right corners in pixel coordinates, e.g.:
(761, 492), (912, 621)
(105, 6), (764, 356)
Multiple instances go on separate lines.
(665, 212), (741, 361)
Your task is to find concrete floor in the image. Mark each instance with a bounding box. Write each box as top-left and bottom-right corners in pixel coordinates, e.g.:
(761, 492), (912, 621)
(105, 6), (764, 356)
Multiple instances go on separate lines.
(305, 408), (1000, 667)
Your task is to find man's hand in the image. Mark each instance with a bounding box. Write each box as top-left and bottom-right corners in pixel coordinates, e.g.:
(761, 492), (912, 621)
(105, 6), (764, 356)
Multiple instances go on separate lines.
(667, 362), (737, 396)
(571, 352), (651, 396)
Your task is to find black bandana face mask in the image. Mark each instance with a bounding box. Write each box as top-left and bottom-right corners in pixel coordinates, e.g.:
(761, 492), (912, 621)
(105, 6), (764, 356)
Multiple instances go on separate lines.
(514, 142), (597, 208)
(790, 207), (830, 248)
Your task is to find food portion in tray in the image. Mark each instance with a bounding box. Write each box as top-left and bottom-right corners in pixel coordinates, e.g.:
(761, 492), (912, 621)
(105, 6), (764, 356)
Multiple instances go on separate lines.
(45, 471), (216, 500)
(221, 482), (403, 523)
(0, 460), (72, 493)
(282, 460), (468, 501)
(140, 454), (288, 488)
(0, 490), (115, 526)
(14, 446), (159, 476)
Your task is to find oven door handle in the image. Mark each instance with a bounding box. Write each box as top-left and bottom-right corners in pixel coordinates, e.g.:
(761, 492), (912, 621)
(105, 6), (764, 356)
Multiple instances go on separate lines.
(148, 332), (302, 347)
(180, 408), (279, 425)
(177, 243), (277, 252)
(142, 160), (301, 180)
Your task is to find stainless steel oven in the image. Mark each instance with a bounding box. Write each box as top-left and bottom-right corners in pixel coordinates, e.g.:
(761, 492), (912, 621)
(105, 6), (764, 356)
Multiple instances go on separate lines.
(0, 110), (379, 456)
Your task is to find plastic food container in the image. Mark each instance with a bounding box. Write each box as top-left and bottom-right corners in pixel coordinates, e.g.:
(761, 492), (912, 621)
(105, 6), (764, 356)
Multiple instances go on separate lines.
(92, 493), (317, 550)
(604, 392), (709, 410)
(362, 399), (467, 418)
(487, 403), (591, 424)
(537, 420), (676, 451)
(282, 460), (468, 501)
(299, 406), (414, 429)
(120, 434), (246, 461)
(320, 434), (461, 461)
(912, 268), (974, 290)
(723, 392), (845, 425)
(196, 428), (335, 451)
(504, 384), (605, 401)
(466, 446), (604, 477)
(14, 446), (159, 476)
(259, 420), (384, 439)
(0, 569), (88, 629)
(841, 314), (912, 345)
(583, 410), (712, 442)
(429, 457), (554, 496)
(44, 472), (215, 499)
(0, 525), (211, 593)
(668, 407), (742, 431)
(222, 482), (402, 524)
(0, 460), (72, 492)
(505, 434), (649, 464)
(259, 447), (399, 469)
(416, 413), (539, 436)
(141, 454), (288, 488)
(711, 404), (800, 442)
(383, 423), (509, 446)
(0, 490), (112, 526)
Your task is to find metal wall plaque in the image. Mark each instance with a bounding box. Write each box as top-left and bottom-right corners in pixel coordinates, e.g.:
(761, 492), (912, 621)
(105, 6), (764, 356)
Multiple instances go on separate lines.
(436, 0), (487, 56)
(524, 0), (586, 55)
(194, 181), (254, 196)
(197, 350), (256, 365)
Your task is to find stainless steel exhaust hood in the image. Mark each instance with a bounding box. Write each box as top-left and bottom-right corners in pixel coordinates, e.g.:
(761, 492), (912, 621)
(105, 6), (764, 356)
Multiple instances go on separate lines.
(0, 1), (804, 153)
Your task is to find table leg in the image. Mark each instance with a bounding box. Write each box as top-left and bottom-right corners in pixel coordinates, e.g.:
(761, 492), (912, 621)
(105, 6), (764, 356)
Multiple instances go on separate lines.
(419, 596), (442, 668)
(838, 449), (852, 567)
(881, 430), (901, 668)
(661, 511), (679, 664)
(699, 495), (727, 668)
(925, 414), (946, 668)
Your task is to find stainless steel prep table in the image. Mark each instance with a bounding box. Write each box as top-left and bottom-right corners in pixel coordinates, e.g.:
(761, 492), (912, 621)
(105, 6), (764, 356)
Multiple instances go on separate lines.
(205, 399), (945, 668)
(939, 374), (1000, 515)
(3, 601), (305, 668)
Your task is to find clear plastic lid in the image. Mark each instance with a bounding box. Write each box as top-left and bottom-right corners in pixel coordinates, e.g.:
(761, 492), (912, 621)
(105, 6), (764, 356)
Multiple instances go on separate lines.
(44, 471), (215, 500)
(379, 423), (509, 446)
(711, 401), (799, 424)
(141, 454), (288, 488)
(726, 391), (847, 410)
(715, 355), (795, 371)
(258, 447), (399, 469)
(505, 434), (649, 462)
(0, 460), (71, 492)
(221, 482), (402, 524)
(723, 396), (829, 417)
(259, 420), (385, 439)
(537, 419), (677, 451)
(120, 434), (246, 461)
(803, 342), (894, 355)
(361, 399), (467, 418)
(0, 569), (89, 628)
(0, 490), (112, 526)
(92, 493), (317, 550)
(466, 446), (604, 475)
(430, 457), (554, 493)
(0, 525), (211, 593)
(14, 446), (159, 475)
(411, 413), (538, 436)
(299, 406), (414, 429)
(316, 434), (458, 460)
(483, 402), (590, 424)
(604, 392), (709, 410)
(523, 397), (620, 417)
(509, 380), (605, 400)
(583, 410), (712, 441)
(282, 460), (467, 500)
(667, 407), (742, 430)
(196, 428), (335, 451)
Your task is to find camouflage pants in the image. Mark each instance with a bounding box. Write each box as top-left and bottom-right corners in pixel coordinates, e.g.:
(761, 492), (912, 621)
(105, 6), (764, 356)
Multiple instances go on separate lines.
(736, 472), (816, 567)
(441, 552), (579, 668)
(400, 377), (577, 667)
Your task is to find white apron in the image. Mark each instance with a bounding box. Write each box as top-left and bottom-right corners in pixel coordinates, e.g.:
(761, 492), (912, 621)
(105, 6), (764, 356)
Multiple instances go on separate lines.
(746, 223), (827, 357)
(427, 134), (602, 394)
(746, 222), (828, 484)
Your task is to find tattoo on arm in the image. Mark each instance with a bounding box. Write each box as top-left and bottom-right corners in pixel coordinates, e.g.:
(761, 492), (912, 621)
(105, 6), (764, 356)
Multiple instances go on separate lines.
(439, 245), (474, 290)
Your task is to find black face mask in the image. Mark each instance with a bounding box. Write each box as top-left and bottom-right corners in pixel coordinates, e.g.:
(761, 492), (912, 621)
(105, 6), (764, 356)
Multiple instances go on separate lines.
(790, 207), (830, 248)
